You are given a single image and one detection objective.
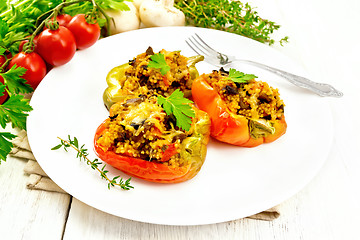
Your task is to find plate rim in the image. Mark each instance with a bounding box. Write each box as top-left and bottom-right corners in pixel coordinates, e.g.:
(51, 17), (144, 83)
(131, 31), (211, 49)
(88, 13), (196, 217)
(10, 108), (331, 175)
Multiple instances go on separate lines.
(27, 26), (333, 226)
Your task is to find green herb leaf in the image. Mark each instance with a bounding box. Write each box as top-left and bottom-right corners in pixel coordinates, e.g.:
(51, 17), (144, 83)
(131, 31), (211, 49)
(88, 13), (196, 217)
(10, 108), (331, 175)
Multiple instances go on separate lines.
(63, 0), (130, 17)
(0, 94), (33, 129)
(157, 89), (195, 131)
(51, 144), (62, 150)
(0, 18), (9, 39)
(0, 84), (6, 97)
(227, 68), (257, 83)
(0, 131), (17, 163)
(96, 0), (130, 11)
(0, 46), (6, 56)
(0, 64), (33, 94)
(148, 53), (170, 75)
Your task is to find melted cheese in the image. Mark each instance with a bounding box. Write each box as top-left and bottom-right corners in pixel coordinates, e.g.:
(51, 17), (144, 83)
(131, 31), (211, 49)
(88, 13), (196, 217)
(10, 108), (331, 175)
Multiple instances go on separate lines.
(123, 102), (161, 123)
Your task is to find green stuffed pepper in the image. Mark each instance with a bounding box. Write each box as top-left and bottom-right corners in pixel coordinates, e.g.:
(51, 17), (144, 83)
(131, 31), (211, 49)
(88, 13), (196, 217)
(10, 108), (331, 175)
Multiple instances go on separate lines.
(103, 47), (204, 109)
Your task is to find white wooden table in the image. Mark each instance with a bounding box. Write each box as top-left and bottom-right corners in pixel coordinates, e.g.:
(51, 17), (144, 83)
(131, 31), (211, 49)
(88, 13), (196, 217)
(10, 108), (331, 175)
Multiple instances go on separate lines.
(1, 0), (360, 239)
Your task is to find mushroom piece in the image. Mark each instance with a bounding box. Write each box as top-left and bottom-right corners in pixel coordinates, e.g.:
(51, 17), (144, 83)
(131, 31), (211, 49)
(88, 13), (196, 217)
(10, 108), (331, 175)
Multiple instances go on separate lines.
(139, 0), (185, 27)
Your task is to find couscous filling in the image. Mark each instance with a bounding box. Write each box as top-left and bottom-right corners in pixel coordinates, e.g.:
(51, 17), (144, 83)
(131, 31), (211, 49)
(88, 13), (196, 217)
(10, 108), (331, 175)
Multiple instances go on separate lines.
(206, 68), (285, 121)
(97, 96), (195, 167)
(118, 47), (193, 97)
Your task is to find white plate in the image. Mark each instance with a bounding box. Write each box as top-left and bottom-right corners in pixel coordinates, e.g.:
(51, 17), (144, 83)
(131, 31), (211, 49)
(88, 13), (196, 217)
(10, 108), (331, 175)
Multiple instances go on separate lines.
(27, 26), (333, 225)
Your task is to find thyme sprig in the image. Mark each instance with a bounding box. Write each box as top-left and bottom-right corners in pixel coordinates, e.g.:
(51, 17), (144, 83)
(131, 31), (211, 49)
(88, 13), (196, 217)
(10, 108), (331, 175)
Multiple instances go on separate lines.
(175, 0), (289, 46)
(52, 135), (134, 190)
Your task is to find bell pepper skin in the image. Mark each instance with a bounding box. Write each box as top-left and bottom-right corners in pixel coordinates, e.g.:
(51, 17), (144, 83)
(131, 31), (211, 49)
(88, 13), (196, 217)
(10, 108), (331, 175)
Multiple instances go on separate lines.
(103, 53), (204, 110)
(94, 104), (210, 183)
(192, 74), (287, 147)
(103, 63), (133, 110)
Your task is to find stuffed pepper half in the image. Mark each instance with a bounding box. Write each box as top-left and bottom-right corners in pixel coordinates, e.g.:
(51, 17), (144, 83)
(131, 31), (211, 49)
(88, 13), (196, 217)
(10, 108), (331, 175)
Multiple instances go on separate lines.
(103, 47), (204, 109)
(94, 92), (211, 183)
(192, 68), (287, 147)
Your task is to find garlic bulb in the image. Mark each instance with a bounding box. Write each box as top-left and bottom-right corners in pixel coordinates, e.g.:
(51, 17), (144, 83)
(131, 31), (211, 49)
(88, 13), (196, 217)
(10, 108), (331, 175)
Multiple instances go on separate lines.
(133, 0), (146, 9)
(139, 0), (185, 28)
(105, 2), (141, 34)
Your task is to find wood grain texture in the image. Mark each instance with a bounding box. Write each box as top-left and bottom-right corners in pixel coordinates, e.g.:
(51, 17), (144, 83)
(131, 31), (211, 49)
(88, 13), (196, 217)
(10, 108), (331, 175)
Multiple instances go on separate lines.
(0, 154), (71, 240)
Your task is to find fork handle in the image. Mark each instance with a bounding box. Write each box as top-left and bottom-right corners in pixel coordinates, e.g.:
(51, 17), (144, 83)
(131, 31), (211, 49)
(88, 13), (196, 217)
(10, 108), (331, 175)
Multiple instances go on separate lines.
(237, 60), (343, 97)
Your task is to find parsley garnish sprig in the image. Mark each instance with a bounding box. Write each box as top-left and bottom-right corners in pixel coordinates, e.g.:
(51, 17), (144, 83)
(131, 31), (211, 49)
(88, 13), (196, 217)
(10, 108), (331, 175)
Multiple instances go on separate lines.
(148, 53), (170, 75)
(52, 135), (134, 190)
(227, 68), (257, 83)
(157, 89), (195, 131)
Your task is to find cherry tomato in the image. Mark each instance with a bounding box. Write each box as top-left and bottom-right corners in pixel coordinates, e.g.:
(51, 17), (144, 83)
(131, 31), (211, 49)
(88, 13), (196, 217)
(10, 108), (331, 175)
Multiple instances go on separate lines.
(44, 14), (73, 30)
(67, 14), (100, 50)
(0, 76), (9, 104)
(36, 26), (76, 66)
(8, 52), (47, 90)
(53, 14), (73, 28)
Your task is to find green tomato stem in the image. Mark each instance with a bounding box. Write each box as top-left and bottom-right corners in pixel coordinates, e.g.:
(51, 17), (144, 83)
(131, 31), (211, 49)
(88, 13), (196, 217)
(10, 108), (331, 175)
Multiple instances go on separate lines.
(95, 5), (112, 36)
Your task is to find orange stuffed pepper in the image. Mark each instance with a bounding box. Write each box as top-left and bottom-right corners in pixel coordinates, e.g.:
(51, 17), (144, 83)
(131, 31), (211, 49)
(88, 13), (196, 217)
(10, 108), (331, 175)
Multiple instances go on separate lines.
(192, 68), (287, 147)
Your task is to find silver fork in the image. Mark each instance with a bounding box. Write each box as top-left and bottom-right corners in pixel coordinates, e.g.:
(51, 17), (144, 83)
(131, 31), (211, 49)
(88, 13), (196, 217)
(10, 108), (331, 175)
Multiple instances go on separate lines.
(186, 33), (343, 97)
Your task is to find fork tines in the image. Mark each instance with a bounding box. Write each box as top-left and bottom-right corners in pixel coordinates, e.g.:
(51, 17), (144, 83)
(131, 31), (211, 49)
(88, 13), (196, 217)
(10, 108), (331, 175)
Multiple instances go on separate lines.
(186, 33), (219, 58)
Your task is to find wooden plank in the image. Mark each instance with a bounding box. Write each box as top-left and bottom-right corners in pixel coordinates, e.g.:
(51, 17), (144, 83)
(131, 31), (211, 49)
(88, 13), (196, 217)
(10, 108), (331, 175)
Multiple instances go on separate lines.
(0, 155), (71, 240)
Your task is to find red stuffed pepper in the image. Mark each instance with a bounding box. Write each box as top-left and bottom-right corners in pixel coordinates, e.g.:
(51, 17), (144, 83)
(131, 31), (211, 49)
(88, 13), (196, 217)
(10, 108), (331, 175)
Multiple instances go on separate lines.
(192, 68), (287, 147)
(94, 94), (211, 183)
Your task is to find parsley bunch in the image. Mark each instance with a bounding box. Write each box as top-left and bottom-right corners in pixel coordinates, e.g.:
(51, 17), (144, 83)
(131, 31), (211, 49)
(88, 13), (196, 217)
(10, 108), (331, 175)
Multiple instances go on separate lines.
(0, 50), (33, 162)
(175, 0), (289, 46)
